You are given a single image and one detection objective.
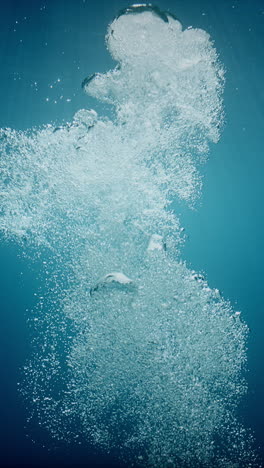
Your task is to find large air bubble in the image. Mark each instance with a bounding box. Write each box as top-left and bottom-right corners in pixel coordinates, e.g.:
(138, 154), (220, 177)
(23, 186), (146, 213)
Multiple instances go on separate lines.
(0, 4), (260, 468)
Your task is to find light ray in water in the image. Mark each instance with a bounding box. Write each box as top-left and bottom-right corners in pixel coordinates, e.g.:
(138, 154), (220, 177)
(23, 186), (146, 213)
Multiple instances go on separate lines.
(0, 4), (260, 467)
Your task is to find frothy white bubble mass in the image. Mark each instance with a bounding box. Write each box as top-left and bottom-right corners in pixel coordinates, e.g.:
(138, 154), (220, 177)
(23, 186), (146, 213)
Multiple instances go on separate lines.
(0, 5), (260, 467)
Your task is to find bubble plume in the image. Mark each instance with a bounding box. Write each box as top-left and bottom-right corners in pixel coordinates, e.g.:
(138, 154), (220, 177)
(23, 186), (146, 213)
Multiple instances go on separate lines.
(0, 4), (259, 467)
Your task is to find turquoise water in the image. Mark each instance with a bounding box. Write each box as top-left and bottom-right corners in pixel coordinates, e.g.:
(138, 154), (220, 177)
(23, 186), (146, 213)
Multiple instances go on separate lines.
(0, 1), (263, 467)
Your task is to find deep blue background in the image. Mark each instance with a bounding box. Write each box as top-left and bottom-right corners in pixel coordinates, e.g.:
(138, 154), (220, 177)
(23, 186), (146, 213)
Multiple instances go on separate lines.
(0, 1), (263, 466)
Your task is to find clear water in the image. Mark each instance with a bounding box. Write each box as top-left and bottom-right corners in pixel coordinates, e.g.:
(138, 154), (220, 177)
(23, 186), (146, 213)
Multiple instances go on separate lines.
(0, 2), (263, 467)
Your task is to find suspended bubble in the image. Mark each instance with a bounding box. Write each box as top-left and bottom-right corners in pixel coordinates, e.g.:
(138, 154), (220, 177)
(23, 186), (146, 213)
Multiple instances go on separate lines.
(90, 272), (136, 295)
(147, 233), (166, 252)
(73, 108), (98, 127)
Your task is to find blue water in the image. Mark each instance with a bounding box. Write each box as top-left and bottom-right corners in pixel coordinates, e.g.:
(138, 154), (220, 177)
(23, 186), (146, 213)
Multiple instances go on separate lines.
(0, 1), (264, 467)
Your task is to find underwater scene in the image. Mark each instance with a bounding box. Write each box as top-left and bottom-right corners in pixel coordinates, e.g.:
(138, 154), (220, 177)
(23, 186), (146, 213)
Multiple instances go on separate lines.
(0, 1), (263, 467)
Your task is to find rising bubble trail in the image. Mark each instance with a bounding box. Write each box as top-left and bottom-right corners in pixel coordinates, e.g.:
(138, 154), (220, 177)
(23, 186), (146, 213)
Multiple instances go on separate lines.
(0, 5), (260, 468)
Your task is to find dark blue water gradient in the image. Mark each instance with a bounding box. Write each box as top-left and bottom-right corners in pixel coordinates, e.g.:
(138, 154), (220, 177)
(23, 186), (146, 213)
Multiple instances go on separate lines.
(0, 1), (263, 467)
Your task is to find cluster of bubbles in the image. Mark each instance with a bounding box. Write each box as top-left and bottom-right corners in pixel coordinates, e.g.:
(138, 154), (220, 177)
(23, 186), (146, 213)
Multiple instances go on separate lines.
(0, 5), (260, 467)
